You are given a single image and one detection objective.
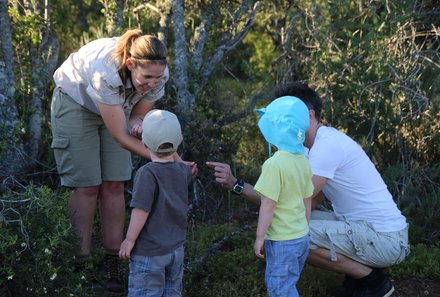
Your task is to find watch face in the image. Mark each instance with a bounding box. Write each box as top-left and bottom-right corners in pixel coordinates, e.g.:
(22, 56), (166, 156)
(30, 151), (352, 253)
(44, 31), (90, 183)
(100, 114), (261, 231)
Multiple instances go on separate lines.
(233, 180), (244, 194)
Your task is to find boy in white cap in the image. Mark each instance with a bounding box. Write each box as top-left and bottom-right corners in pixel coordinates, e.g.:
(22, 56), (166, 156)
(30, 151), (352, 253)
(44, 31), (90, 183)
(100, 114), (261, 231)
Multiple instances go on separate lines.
(119, 109), (192, 296)
(253, 96), (314, 297)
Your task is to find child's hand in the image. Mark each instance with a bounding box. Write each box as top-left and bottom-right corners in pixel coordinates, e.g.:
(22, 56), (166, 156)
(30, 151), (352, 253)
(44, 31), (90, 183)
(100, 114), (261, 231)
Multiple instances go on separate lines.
(254, 238), (265, 259)
(183, 161), (198, 177)
(119, 238), (135, 259)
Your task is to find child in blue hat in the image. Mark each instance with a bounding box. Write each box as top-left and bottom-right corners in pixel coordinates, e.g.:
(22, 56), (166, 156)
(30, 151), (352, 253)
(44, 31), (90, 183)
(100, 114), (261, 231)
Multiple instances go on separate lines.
(253, 96), (314, 297)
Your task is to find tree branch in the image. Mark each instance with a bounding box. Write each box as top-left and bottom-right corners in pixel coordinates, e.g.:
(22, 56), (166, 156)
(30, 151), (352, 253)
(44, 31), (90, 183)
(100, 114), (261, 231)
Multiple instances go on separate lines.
(196, 1), (260, 93)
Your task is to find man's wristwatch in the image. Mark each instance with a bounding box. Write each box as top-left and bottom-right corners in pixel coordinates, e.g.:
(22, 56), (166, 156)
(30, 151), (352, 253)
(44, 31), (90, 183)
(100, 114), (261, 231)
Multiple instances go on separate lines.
(231, 179), (244, 195)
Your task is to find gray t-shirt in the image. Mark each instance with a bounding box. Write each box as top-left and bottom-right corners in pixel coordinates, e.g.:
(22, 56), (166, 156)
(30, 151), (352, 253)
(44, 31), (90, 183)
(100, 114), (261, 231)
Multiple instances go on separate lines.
(130, 161), (192, 257)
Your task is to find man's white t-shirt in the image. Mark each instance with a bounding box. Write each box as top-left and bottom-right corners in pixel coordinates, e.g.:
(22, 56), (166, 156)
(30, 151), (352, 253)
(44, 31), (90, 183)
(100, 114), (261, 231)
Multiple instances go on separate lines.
(308, 126), (407, 232)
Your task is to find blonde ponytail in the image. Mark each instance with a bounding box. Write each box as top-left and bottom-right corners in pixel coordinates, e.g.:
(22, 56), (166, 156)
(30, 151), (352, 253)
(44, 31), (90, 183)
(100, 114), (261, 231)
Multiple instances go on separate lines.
(112, 29), (167, 84)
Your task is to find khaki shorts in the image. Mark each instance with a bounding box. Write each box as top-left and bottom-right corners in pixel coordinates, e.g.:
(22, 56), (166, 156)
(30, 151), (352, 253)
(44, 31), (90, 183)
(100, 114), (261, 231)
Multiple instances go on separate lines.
(309, 210), (410, 268)
(50, 89), (132, 187)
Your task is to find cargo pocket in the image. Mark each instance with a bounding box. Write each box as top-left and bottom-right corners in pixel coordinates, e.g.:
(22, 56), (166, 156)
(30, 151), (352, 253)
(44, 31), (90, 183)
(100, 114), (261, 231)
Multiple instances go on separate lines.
(266, 263), (289, 296)
(51, 138), (72, 175)
(345, 222), (370, 262)
(393, 240), (410, 266)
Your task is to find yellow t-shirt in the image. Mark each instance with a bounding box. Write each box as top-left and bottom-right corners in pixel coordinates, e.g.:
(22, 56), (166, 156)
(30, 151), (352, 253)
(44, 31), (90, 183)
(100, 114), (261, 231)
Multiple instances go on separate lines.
(254, 150), (314, 240)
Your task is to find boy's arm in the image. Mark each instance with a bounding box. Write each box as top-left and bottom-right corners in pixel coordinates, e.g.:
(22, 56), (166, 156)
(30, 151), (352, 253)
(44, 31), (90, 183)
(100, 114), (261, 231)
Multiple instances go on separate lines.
(119, 208), (149, 259)
(304, 196), (312, 223)
(254, 196), (276, 259)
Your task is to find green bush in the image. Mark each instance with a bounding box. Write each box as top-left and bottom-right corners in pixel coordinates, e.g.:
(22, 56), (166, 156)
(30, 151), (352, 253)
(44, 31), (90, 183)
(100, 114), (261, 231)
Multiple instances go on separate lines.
(389, 243), (440, 279)
(0, 185), (89, 296)
(183, 223), (440, 297)
(2, 194), (439, 296)
(183, 223), (339, 297)
(183, 222), (267, 297)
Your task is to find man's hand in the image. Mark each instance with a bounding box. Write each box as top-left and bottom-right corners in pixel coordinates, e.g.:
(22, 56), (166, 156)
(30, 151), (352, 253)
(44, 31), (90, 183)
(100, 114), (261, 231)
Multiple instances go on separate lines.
(206, 161), (237, 190)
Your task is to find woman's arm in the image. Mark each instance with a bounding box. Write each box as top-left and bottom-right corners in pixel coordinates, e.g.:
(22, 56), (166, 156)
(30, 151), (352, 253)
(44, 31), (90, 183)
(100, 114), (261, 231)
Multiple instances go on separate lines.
(97, 102), (151, 160)
(129, 100), (154, 137)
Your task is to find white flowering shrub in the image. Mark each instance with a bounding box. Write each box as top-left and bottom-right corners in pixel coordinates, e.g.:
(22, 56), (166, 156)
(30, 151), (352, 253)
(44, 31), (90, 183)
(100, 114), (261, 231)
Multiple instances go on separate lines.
(0, 185), (89, 296)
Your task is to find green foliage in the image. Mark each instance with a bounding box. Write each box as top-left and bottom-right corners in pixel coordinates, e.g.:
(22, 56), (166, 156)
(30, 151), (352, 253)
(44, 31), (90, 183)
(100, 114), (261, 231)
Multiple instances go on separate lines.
(248, 0), (440, 244)
(183, 223), (343, 297)
(51, 0), (105, 57)
(183, 224), (440, 297)
(0, 185), (88, 296)
(3, 0), (439, 292)
(388, 243), (440, 279)
(8, 6), (45, 45)
(383, 162), (440, 244)
(184, 223), (267, 297)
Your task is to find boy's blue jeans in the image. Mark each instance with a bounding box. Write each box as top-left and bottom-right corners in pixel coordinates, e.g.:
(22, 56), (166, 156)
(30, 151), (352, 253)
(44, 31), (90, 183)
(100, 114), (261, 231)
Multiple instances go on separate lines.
(128, 246), (184, 297)
(264, 235), (309, 297)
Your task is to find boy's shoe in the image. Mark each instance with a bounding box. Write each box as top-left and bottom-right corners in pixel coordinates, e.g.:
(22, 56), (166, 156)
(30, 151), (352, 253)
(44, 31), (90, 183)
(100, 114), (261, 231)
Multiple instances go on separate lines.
(354, 274), (395, 297)
(104, 253), (126, 294)
(330, 275), (360, 297)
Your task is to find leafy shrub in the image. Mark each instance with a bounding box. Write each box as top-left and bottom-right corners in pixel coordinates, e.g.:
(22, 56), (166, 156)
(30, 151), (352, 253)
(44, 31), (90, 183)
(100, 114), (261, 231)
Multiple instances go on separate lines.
(183, 222), (266, 297)
(183, 223), (440, 297)
(0, 185), (89, 296)
(383, 162), (440, 244)
(388, 243), (440, 279)
(183, 223), (345, 297)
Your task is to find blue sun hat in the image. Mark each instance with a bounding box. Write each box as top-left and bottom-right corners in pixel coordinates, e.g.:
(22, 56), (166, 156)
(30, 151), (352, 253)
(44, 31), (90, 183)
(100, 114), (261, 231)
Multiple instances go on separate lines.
(257, 96), (310, 154)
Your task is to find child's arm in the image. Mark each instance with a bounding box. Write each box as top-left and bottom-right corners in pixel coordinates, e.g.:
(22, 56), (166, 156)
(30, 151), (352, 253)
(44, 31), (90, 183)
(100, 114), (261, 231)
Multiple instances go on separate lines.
(254, 196), (276, 259)
(304, 196), (312, 223)
(119, 208), (149, 259)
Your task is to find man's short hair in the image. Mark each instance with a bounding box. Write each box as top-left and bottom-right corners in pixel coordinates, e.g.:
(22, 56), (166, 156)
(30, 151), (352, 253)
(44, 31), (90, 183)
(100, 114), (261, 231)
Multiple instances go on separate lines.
(274, 82), (323, 121)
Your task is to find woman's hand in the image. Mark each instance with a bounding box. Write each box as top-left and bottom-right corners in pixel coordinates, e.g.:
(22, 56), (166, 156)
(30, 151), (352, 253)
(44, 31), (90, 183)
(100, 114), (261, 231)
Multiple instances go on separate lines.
(130, 117), (143, 138)
(129, 100), (154, 138)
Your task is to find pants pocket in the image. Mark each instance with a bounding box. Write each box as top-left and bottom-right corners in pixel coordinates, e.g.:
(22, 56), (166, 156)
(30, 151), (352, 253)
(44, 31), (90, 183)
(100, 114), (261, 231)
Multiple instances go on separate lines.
(51, 137), (72, 175)
(266, 263), (289, 296)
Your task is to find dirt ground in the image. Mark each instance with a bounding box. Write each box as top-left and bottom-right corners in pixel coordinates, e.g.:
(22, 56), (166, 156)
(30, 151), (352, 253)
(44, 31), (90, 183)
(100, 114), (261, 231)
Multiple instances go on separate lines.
(393, 278), (440, 297)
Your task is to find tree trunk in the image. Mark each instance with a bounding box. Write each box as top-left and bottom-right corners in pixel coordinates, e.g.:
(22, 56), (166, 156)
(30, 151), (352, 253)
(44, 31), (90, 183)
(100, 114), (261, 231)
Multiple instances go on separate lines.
(171, 0), (195, 125)
(24, 0), (59, 162)
(170, 0), (260, 125)
(0, 0), (26, 178)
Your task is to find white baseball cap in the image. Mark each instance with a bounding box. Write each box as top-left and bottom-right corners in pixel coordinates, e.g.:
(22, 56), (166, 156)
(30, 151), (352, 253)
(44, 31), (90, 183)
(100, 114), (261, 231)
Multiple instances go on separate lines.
(142, 109), (183, 153)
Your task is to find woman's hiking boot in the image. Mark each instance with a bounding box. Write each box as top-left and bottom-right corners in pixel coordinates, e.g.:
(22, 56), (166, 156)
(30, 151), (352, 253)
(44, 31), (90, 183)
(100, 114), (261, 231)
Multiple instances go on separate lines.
(104, 253), (126, 294)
